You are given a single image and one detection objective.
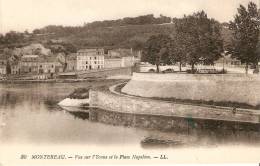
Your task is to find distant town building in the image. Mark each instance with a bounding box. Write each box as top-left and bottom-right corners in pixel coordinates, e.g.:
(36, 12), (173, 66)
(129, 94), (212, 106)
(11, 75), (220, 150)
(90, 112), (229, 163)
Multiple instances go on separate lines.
(39, 57), (55, 74)
(10, 61), (20, 75)
(105, 49), (136, 68)
(66, 53), (77, 71)
(0, 64), (6, 75)
(76, 48), (105, 71)
(104, 58), (122, 68)
(107, 48), (133, 58)
(0, 56), (7, 65)
(39, 56), (63, 74)
(122, 56), (135, 67)
(104, 56), (135, 68)
(19, 55), (39, 74)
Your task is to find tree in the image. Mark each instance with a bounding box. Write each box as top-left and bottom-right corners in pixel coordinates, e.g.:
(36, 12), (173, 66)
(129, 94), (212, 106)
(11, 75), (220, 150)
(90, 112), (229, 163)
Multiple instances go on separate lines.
(142, 34), (171, 73)
(229, 2), (260, 74)
(48, 42), (77, 71)
(169, 34), (187, 72)
(175, 11), (223, 73)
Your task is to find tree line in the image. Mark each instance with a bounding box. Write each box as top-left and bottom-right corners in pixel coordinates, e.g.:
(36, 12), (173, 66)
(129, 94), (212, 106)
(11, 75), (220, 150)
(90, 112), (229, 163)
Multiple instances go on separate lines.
(142, 11), (223, 73)
(142, 1), (260, 74)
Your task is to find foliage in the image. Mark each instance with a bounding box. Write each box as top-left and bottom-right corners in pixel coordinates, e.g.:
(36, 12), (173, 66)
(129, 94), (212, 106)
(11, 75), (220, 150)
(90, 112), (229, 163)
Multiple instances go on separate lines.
(174, 11), (223, 73)
(229, 1), (260, 73)
(142, 34), (171, 72)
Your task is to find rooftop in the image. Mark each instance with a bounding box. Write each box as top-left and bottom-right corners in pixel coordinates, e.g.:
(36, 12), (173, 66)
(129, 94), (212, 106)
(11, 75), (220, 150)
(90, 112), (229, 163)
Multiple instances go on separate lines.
(78, 48), (104, 53)
(22, 55), (39, 58)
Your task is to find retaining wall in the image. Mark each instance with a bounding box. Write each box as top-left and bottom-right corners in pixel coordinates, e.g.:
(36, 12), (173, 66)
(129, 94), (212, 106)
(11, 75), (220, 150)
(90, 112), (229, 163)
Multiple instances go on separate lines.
(89, 108), (260, 138)
(89, 89), (260, 132)
(122, 73), (260, 106)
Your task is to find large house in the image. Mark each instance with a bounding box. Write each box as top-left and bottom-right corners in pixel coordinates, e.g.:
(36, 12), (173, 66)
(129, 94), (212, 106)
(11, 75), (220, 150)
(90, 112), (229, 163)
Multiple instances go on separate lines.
(76, 48), (105, 71)
(19, 55), (39, 74)
(10, 61), (20, 75)
(104, 56), (135, 68)
(0, 65), (6, 75)
(66, 53), (77, 71)
(0, 56), (7, 75)
(19, 55), (63, 75)
(105, 48), (136, 68)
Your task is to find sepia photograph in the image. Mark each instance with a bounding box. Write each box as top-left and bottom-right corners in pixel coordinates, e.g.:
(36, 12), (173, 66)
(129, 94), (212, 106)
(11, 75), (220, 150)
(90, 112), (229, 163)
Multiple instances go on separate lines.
(0, 0), (260, 165)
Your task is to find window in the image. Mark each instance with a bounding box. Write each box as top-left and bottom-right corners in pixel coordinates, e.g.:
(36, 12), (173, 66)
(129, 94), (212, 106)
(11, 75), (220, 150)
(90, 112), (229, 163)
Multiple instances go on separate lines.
(86, 61), (88, 64)
(94, 56), (97, 60)
(94, 61), (96, 64)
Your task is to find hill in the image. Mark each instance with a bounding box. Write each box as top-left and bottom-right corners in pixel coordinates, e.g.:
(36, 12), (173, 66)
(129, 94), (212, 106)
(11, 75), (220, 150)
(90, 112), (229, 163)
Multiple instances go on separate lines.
(0, 14), (232, 51)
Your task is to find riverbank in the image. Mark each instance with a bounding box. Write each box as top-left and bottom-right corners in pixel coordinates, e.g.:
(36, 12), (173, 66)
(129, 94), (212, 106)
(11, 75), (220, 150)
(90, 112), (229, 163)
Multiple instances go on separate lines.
(57, 79), (129, 108)
(87, 80), (260, 135)
(0, 78), (104, 84)
(122, 73), (260, 107)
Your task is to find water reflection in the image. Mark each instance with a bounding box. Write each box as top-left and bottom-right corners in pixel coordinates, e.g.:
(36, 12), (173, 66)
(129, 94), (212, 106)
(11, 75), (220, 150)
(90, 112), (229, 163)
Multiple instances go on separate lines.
(0, 82), (148, 146)
(0, 82), (259, 148)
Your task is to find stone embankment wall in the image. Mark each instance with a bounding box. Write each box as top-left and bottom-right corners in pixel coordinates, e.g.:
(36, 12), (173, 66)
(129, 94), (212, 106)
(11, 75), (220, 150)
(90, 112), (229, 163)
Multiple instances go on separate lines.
(89, 88), (260, 133)
(122, 73), (260, 106)
(89, 108), (260, 138)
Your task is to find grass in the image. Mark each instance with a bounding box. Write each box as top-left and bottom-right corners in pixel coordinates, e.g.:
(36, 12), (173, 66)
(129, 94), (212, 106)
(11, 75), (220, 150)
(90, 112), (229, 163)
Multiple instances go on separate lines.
(114, 82), (260, 110)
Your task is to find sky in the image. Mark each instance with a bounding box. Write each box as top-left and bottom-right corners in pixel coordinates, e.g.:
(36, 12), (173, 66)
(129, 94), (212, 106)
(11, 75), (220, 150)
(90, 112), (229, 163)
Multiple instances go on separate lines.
(0, 0), (259, 34)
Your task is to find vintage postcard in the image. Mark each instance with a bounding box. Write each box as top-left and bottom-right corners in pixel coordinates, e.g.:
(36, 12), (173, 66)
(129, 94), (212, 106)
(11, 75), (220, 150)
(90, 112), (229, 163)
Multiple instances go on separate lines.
(0, 0), (260, 165)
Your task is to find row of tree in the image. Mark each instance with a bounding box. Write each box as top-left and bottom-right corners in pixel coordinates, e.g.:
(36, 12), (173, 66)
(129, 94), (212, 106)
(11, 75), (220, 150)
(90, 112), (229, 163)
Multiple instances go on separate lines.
(142, 1), (260, 74)
(142, 11), (223, 73)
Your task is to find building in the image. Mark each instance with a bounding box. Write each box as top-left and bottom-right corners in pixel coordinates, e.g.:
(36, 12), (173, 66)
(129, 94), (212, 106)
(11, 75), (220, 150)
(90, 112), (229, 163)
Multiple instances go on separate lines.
(122, 56), (135, 67)
(104, 56), (135, 68)
(105, 49), (136, 69)
(10, 61), (20, 75)
(76, 48), (105, 71)
(38, 57), (55, 74)
(104, 58), (122, 68)
(0, 56), (7, 75)
(38, 56), (63, 74)
(19, 55), (39, 74)
(107, 48), (133, 58)
(66, 53), (77, 71)
(0, 65), (6, 75)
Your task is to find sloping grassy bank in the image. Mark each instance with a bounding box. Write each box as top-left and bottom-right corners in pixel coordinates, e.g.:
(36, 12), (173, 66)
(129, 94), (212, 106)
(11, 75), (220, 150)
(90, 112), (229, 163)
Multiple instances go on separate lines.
(115, 82), (260, 110)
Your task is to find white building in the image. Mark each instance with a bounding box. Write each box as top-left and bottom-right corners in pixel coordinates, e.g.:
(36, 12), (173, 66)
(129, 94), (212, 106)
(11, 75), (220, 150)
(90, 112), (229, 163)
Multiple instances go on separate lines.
(76, 48), (105, 71)
(0, 65), (6, 75)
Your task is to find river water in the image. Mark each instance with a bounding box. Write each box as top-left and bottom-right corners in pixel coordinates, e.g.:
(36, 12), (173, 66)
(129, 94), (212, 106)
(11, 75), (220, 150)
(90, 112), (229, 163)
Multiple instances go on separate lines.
(0, 81), (259, 146)
(1, 81), (260, 163)
(0, 81), (138, 145)
(0, 81), (191, 147)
